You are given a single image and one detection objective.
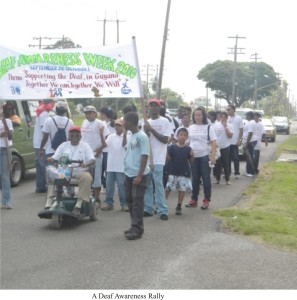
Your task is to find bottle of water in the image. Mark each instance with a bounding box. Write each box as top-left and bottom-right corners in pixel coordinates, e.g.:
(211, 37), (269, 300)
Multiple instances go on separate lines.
(57, 165), (65, 179)
(64, 164), (71, 181)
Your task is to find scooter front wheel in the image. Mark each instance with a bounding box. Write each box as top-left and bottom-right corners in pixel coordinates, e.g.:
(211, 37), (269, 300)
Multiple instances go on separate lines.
(52, 214), (63, 229)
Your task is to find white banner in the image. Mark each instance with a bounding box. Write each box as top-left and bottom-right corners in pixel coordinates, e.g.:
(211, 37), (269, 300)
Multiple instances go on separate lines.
(0, 39), (143, 99)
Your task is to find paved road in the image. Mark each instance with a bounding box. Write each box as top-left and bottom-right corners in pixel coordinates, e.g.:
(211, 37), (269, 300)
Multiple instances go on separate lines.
(1, 123), (297, 290)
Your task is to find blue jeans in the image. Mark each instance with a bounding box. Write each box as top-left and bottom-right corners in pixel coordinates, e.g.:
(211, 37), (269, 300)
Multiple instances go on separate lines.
(34, 148), (47, 191)
(191, 155), (211, 201)
(105, 172), (127, 207)
(0, 147), (12, 206)
(144, 164), (168, 215)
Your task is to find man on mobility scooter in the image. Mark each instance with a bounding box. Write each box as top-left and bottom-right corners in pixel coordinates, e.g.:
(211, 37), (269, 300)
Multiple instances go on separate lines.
(39, 126), (96, 226)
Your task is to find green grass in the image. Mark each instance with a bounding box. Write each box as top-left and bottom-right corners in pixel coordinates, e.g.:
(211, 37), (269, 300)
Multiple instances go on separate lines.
(277, 134), (297, 156)
(214, 156), (297, 252)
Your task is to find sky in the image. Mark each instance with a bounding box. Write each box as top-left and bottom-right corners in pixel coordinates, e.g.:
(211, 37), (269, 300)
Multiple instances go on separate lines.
(1, 0), (296, 106)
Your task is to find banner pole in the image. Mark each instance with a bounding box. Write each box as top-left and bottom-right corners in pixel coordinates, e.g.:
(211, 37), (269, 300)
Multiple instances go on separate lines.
(131, 36), (146, 121)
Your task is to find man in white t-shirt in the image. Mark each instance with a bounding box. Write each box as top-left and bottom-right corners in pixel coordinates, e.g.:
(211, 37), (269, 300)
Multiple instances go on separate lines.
(242, 111), (258, 177)
(143, 99), (172, 220)
(253, 113), (268, 174)
(227, 104), (244, 179)
(46, 126), (96, 216)
(81, 105), (109, 203)
(39, 101), (74, 157)
(33, 99), (54, 193)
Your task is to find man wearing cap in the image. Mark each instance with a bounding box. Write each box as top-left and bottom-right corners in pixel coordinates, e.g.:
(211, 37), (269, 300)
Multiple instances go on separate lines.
(101, 118), (128, 211)
(242, 111), (257, 177)
(143, 98), (171, 221)
(46, 126), (96, 214)
(81, 105), (109, 204)
(39, 101), (74, 158)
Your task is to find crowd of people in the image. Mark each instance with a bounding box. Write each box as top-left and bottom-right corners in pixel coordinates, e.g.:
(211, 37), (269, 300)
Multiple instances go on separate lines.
(0, 99), (268, 240)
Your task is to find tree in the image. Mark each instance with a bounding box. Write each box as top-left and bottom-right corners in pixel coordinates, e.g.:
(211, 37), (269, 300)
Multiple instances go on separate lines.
(43, 37), (81, 49)
(198, 60), (280, 107)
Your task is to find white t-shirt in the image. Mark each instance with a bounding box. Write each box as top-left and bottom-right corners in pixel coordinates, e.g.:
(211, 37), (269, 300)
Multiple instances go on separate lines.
(52, 141), (95, 176)
(254, 121), (266, 150)
(228, 115), (244, 145)
(42, 115), (74, 154)
(0, 119), (13, 147)
(148, 117), (172, 165)
(242, 120), (257, 143)
(214, 122), (234, 149)
(106, 133), (125, 173)
(81, 119), (110, 152)
(188, 124), (217, 157)
(33, 111), (50, 149)
(102, 120), (116, 153)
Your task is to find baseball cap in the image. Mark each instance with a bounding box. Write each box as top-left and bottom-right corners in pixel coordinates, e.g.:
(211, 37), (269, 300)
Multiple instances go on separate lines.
(56, 101), (68, 110)
(148, 98), (161, 106)
(69, 126), (81, 133)
(84, 105), (97, 113)
(114, 118), (123, 126)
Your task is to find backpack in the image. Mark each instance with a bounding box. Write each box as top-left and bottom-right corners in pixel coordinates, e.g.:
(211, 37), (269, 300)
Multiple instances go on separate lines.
(50, 117), (69, 150)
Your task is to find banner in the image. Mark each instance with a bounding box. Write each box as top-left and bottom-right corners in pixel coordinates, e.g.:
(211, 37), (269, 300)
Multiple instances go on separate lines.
(0, 39), (143, 99)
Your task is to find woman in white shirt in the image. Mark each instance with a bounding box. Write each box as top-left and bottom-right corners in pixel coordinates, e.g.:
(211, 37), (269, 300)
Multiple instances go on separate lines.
(186, 107), (217, 210)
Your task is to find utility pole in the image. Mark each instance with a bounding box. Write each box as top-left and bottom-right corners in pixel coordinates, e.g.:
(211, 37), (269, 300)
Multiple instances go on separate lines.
(97, 12), (125, 46)
(97, 13), (125, 111)
(157, 0), (171, 100)
(251, 52), (262, 109)
(228, 35), (246, 106)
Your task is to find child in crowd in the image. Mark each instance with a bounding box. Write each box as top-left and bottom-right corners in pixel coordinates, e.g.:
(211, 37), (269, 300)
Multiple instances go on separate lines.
(101, 119), (128, 211)
(123, 112), (150, 240)
(165, 127), (194, 215)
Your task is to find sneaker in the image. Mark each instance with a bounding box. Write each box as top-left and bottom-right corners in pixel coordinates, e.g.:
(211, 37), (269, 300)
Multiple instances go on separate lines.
(101, 204), (114, 211)
(125, 232), (142, 240)
(246, 174), (254, 178)
(201, 199), (209, 210)
(124, 228), (132, 235)
(72, 207), (81, 216)
(185, 199), (197, 207)
(242, 172), (248, 176)
(160, 214), (169, 221)
(175, 206), (182, 215)
(143, 211), (153, 217)
(121, 206), (129, 212)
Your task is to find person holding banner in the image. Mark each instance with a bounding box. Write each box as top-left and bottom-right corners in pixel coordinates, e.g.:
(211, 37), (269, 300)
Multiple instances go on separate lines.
(0, 104), (13, 209)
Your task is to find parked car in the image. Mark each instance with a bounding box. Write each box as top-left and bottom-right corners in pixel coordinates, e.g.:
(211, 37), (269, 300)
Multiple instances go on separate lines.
(1, 99), (70, 186)
(261, 119), (276, 142)
(272, 116), (290, 135)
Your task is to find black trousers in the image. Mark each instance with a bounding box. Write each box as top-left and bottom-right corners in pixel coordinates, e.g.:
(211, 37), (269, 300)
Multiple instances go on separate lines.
(229, 144), (240, 175)
(125, 175), (148, 235)
(214, 146), (231, 182)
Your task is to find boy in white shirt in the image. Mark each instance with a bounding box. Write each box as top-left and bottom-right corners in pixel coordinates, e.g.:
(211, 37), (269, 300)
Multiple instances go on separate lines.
(101, 119), (128, 211)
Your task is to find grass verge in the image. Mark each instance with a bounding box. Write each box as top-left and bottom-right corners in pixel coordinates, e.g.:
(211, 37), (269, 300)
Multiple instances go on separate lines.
(214, 135), (297, 252)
